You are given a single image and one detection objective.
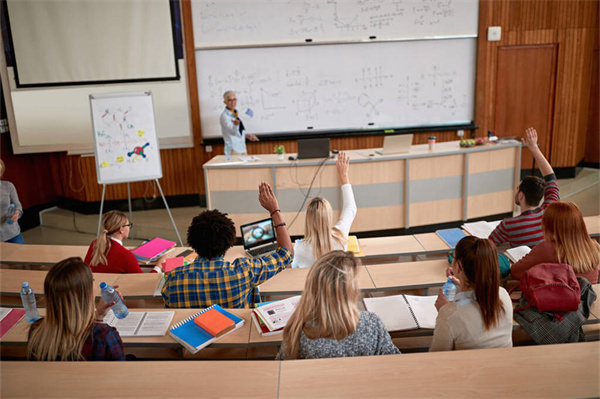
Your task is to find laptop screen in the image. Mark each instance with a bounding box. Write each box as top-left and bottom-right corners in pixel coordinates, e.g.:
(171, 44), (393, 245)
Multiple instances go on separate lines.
(240, 218), (276, 249)
(297, 138), (330, 159)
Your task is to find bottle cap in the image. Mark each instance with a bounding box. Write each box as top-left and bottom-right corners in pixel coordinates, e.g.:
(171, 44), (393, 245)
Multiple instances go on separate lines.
(99, 282), (107, 289)
(22, 282), (28, 288)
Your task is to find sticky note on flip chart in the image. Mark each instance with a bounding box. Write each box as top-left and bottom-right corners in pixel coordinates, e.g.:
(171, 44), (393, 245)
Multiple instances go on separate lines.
(101, 161), (110, 168)
(137, 129), (145, 137)
(117, 156), (124, 163)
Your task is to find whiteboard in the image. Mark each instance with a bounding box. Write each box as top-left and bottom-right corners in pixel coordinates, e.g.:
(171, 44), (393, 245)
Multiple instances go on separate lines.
(90, 92), (163, 185)
(192, 0), (479, 48)
(197, 38), (476, 138)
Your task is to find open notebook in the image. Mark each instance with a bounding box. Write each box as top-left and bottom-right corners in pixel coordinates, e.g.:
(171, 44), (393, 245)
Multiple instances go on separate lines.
(103, 310), (174, 337)
(364, 295), (438, 332)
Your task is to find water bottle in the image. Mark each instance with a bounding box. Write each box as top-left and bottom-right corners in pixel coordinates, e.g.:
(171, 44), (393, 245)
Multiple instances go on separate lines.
(442, 277), (457, 301)
(20, 282), (40, 322)
(7, 204), (16, 224)
(224, 142), (231, 161)
(99, 282), (129, 319)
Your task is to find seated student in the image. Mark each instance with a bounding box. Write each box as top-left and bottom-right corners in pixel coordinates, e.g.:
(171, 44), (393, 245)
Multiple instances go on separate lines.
(28, 257), (124, 361)
(162, 182), (293, 309)
(511, 201), (600, 283)
(488, 127), (559, 248)
(85, 210), (165, 274)
(430, 237), (513, 352)
(279, 251), (400, 359)
(292, 151), (357, 268)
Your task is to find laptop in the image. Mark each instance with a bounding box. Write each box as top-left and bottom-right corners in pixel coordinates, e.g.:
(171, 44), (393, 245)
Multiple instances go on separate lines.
(376, 134), (413, 155)
(240, 218), (278, 258)
(297, 138), (330, 159)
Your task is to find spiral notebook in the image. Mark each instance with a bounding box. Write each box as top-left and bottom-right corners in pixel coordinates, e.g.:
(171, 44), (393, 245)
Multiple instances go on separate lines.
(363, 295), (437, 332)
(168, 304), (244, 354)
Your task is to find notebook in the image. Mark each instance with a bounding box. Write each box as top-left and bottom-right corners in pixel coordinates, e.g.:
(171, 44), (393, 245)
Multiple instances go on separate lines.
(363, 295), (437, 332)
(297, 137), (330, 159)
(254, 295), (301, 332)
(251, 301), (284, 337)
(132, 237), (177, 262)
(103, 310), (174, 337)
(461, 220), (501, 239)
(194, 308), (235, 338)
(436, 228), (467, 248)
(505, 245), (532, 263)
(240, 218), (278, 258)
(169, 305), (244, 354)
(375, 134), (413, 155)
(0, 308), (26, 339)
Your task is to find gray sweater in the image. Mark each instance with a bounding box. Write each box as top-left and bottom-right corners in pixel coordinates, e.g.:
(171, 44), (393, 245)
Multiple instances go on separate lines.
(0, 181), (23, 242)
(278, 311), (400, 359)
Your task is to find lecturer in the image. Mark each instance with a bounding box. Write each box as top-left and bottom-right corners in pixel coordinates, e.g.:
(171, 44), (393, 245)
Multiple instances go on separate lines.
(220, 90), (259, 155)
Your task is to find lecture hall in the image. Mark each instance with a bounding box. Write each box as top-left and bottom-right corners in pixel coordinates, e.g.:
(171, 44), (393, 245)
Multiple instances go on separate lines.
(0, 0), (599, 398)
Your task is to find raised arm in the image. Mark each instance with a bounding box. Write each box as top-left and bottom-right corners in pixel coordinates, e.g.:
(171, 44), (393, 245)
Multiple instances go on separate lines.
(259, 182), (293, 256)
(336, 151), (350, 185)
(334, 152), (357, 235)
(523, 127), (553, 177)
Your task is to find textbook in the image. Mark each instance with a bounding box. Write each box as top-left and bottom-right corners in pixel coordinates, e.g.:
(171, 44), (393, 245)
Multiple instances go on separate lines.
(169, 305), (244, 354)
(254, 295), (301, 332)
(363, 295), (437, 332)
(505, 245), (532, 263)
(103, 310), (174, 337)
(461, 220), (501, 239)
(0, 308), (26, 339)
(436, 228), (467, 249)
(194, 308), (235, 338)
(132, 237), (177, 263)
(251, 301), (284, 336)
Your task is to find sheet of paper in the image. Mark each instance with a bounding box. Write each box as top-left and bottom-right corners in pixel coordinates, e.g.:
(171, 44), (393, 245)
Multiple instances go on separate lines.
(363, 295), (418, 332)
(404, 295), (438, 329)
(461, 220), (501, 239)
(104, 310), (174, 336)
(506, 246), (532, 263)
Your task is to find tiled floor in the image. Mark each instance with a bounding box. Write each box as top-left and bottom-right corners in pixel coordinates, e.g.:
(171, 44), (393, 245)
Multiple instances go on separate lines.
(22, 168), (599, 246)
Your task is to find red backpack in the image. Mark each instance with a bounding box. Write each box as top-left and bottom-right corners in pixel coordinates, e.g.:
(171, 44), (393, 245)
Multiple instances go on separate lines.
(513, 263), (581, 316)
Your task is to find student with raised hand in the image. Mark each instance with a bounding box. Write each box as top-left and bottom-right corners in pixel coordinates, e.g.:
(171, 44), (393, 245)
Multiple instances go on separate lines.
(28, 257), (125, 361)
(511, 201), (600, 283)
(430, 237), (513, 352)
(292, 151), (357, 268)
(279, 251), (399, 359)
(84, 210), (165, 274)
(162, 182), (293, 309)
(488, 127), (559, 248)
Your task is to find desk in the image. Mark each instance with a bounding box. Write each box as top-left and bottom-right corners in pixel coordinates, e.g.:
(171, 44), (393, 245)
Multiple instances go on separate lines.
(366, 259), (448, 291)
(1, 360), (280, 399)
(278, 342), (599, 398)
(359, 235), (427, 259)
(204, 141), (521, 236)
(0, 244), (88, 265)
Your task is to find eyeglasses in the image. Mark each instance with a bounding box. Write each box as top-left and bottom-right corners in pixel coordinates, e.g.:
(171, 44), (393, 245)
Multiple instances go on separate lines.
(226, 98), (237, 102)
(122, 223), (133, 228)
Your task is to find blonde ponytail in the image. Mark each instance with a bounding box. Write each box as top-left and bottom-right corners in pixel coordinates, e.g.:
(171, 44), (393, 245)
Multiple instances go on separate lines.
(304, 197), (347, 260)
(89, 211), (128, 267)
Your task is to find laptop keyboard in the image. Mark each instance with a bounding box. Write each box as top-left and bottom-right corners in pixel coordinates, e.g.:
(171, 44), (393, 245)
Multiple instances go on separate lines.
(247, 243), (278, 257)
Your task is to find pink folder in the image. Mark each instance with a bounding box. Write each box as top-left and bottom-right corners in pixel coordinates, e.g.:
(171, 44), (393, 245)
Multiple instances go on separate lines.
(131, 237), (176, 259)
(0, 308), (26, 339)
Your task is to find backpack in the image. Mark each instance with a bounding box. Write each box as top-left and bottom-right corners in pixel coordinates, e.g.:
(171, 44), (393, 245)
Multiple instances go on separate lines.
(511, 263), (580, 319)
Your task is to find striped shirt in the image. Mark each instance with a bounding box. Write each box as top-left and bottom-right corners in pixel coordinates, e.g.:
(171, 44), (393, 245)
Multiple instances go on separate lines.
(488, 174), (559, 248)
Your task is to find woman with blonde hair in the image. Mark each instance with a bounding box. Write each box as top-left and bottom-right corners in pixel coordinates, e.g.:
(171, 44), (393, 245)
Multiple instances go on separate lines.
(28, 257), (124, 360)
(0, 159), (25, 244)
(84, 210), (164, 273)
(430, 236), (513, 351)
(291, 152), (357, 268)
(511, 201), (600, 283)
(279, 251), (399, 359)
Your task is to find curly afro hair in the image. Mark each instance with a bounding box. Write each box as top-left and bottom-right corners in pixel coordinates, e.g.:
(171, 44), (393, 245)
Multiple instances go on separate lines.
(187, 210), (236, 259)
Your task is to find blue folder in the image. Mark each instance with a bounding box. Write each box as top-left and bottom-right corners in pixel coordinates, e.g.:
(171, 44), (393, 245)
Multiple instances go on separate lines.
(436, 228), (467, 249)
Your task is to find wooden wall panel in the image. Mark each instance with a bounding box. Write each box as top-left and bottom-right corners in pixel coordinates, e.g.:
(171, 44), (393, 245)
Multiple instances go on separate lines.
(585, 48), (599, 164)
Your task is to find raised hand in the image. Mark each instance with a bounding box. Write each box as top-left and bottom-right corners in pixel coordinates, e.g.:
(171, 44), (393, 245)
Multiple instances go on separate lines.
(522, 127), (538, 150)
(258, 182), (279, 214)
(336, 151), (350, 184)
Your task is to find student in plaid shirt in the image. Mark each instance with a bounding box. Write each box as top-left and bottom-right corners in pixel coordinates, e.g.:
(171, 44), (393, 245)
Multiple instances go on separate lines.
(162, 182), (294, 309)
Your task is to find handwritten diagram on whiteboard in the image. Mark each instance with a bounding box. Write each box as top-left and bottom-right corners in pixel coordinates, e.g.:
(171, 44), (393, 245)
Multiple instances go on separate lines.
(89, 92), (163, 185)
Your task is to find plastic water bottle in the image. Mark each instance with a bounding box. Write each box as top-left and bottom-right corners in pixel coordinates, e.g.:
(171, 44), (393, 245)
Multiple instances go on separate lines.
(99, 282), (129, 319)
(224, 142), (231, 161)
(442, 277), (457, 301)
(7, 204), (16, 224)
(20, 282), (40, 322)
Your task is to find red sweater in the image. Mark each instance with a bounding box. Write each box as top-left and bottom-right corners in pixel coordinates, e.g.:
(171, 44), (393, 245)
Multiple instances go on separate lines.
(85, 239), (144, 274)
(511, 240), (599, 283)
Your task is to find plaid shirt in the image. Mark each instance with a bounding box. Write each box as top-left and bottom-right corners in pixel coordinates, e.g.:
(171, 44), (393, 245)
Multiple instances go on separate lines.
(81, 323), (125, 361)
(162, 247), (292, 309)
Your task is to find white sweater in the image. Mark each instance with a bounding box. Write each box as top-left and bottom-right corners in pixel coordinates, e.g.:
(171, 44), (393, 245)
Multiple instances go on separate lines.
(291, 184), (357, 268)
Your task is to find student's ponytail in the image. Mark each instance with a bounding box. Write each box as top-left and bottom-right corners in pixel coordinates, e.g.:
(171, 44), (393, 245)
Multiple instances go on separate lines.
(89, 211), (127, 266)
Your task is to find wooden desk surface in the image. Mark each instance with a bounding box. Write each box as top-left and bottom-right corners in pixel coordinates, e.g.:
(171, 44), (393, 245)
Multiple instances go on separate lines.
(278, 342), (600, 399)
(413, 233), (450, 252)
(359, 235), (425, 258)
(259, 266), (375, 296)
(586, 215), (600, 237)
(1, 244), (89, 265)
(112, 273), (163, 298)
(1, 360), (280, 399)
(366, 259), (448, 291)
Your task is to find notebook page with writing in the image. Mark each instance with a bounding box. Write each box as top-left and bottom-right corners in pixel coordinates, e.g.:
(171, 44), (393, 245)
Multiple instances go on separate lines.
(363, 295), (418, 332)
(404, 295), (438, 329)
(103, 310), (174, 337)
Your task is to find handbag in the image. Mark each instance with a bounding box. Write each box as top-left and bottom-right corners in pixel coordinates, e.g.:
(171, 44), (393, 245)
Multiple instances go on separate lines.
(512, 263), (581, 318)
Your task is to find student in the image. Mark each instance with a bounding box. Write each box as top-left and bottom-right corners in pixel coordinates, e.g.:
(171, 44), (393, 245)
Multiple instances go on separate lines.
(511, 201), (600, 283)
(430, 236), (513, 351)
(292, 151), (357, 268)
(84, 210), (165, 274)
(162, 182), (293, 308)
(0, 159), (25, 244)
(279, 251), (400, 359)
(488, 127), (560, 248)
(220, 90), (259, 155)
(28, 257), (125, 361)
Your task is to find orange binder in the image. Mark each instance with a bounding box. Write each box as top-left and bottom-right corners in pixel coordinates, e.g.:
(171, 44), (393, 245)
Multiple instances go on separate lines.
(194, 308), (235, 337)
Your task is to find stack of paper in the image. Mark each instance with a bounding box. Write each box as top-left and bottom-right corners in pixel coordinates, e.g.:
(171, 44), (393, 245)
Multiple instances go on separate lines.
(461, 220), (501, 239)
(131, 237), (176, 264)
(252, 296), (300, 334)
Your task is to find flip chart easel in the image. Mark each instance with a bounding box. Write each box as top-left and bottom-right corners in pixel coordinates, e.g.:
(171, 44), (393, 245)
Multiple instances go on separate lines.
(89, 92), (183, 246)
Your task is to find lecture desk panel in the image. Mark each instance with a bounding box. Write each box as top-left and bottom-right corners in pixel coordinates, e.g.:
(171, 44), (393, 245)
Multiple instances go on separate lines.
(1, 361), (281, 399)
(203, 141), (522, 235)
(278, 342), (600, 399)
